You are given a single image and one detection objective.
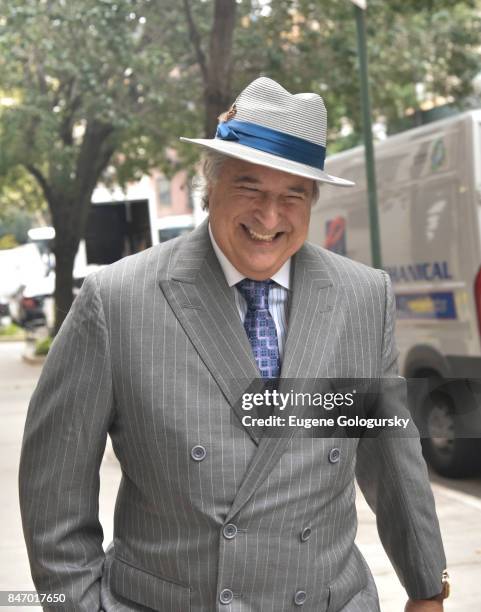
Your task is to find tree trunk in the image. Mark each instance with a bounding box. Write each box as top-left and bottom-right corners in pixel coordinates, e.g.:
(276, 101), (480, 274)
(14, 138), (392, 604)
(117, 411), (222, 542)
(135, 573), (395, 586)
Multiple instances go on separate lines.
(204, 0), (237, 137)
(183, 0), (237, 137)
(49, 191), (91, 334)
(53, 238), (77, 335)
(28, 121), (116, 335)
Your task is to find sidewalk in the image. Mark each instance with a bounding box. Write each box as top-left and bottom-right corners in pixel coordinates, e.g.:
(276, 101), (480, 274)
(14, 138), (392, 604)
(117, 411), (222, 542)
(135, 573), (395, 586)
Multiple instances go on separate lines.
(2, 341), (480, 610)
(357, 477), (481, 611)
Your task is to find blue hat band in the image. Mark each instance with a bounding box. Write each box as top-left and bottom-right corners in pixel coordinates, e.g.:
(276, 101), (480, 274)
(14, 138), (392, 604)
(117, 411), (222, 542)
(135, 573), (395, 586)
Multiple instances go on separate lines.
(215, 119), (326, 170)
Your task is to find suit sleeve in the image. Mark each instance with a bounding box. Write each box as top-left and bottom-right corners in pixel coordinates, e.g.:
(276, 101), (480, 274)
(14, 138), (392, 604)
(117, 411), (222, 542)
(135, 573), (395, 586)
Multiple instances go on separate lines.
(19, 272), (115, 611)
(355, 270), (447, 600)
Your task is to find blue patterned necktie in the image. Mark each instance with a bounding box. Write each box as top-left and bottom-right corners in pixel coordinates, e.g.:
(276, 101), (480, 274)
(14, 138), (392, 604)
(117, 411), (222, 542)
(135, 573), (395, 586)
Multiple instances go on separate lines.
(236, 279), (281, 379)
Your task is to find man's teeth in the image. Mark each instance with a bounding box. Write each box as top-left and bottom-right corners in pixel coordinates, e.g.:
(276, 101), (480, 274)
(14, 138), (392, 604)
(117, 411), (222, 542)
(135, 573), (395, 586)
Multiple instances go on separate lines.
(247, 228), (277, 242)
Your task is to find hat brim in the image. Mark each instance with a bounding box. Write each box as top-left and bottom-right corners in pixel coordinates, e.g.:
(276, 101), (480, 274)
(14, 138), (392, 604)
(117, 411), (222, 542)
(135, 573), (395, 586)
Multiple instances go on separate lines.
(180, 137), (355, 187)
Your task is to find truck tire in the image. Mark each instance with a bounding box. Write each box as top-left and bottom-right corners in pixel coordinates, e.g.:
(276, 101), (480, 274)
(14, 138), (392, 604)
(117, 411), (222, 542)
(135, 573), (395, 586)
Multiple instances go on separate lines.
(420, 387), (481, 478)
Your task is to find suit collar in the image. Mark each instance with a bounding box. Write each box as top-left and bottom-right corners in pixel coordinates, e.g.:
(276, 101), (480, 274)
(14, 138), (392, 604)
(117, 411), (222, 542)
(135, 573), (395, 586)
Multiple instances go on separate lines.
(281, 240), (336, 378)
(207, 222), (291, 289)
(225, 243), (341, 521)
(159, 221), (343, 516)
(163, 218), (330, 291)
(159, 220), (264, 444)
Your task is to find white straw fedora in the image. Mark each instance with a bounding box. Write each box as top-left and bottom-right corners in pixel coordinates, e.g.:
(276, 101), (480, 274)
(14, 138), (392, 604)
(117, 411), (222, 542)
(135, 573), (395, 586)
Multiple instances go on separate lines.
(180, 77), (354, 187)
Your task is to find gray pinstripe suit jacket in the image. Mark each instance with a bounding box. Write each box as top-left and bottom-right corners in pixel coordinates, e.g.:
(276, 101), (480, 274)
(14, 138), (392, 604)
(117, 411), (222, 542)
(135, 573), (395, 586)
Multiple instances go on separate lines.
(19, 220), (446, 611)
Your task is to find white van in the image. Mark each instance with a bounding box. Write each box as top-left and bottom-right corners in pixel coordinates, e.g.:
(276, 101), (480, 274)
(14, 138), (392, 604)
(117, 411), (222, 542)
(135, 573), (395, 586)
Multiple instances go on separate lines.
(308, 110), (481, 478)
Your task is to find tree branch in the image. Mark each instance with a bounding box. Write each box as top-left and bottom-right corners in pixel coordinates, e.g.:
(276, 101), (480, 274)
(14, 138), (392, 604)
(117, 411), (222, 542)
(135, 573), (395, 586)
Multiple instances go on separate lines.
(74, 120), (116, 197)
(74, 124), (116, 233)
(31, 46), (48, 95)
(59, 95), (82, 146)
(182, 0), (208, 81)
(24, 164), (53, 205)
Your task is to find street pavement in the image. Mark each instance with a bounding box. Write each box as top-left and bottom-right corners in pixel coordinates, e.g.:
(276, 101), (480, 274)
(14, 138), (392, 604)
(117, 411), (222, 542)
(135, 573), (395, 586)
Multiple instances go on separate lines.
(1, 340), (480, 611)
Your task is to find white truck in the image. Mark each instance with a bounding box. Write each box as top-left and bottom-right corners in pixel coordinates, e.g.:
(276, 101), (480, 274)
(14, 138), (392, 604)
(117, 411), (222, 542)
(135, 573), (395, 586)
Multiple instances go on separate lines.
(10, 181), (195, 331)
(308, 110), (481, 478)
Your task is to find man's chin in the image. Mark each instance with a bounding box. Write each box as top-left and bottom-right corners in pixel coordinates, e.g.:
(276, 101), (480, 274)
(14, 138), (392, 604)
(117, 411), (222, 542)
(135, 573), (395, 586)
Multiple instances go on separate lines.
(236, 256), (286, 280)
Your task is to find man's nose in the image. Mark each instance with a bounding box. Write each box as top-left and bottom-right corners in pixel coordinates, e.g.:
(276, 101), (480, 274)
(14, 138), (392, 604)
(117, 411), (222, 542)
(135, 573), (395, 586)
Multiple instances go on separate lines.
(254, 197), (281, 230)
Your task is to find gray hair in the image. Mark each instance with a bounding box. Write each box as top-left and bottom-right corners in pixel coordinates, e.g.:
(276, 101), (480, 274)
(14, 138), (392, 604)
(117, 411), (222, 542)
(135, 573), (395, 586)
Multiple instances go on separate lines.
(197, 149), (321, 211)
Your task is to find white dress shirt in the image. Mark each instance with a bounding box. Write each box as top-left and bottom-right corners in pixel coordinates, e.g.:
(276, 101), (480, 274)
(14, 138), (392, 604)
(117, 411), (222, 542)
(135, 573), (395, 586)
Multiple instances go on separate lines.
(208, 224), (290, 359)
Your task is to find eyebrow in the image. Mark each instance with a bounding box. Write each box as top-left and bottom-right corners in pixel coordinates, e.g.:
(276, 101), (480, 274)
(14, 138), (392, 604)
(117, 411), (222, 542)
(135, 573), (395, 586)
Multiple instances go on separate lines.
(233, 175), (310, 195)
(232, 175), (261, 185)
(287, 185), (310, 195)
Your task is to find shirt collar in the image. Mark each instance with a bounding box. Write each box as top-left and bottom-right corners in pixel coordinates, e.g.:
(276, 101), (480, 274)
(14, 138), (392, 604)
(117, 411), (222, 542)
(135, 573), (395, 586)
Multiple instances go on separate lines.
(208, 223), (290, 290)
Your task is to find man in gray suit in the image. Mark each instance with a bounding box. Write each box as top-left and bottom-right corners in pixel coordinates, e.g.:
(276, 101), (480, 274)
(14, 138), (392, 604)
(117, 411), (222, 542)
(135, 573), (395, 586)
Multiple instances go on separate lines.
(19, 77), (448, 611)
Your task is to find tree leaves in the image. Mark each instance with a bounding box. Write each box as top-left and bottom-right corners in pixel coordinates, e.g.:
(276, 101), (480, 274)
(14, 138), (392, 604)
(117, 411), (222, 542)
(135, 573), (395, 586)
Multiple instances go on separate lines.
(1, 0), (480, 196)
(1, 0), (479, 328)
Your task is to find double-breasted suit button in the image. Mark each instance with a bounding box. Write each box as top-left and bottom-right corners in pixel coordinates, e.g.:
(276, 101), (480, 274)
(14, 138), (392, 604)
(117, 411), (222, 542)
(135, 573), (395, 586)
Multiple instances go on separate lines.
(328, 447), (340, 463)
(294, 590), (307, 606)
(219, 588), (234, 604)
(191, 445), (206, 461)
(300, 527), (311, 542)
(223, 523), (238, 539)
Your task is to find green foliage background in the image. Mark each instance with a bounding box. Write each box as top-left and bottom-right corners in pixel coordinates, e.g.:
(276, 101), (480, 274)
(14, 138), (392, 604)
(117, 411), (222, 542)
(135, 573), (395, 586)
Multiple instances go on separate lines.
(0, 0), (479, 327)
(0, 0), (480, 217)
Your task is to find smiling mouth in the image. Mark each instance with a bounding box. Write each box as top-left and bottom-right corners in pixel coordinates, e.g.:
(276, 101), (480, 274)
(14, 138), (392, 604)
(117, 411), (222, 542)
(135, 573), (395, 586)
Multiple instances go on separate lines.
(242, 224), (284, 243)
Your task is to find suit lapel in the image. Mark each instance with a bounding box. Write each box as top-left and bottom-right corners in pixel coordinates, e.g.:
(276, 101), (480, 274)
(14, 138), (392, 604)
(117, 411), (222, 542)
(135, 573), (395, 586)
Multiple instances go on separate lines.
(226, 243), (340, 522)
(158, 222), (264, 444)
(282, 242), (337, 379)
(159, 224), (343, 517)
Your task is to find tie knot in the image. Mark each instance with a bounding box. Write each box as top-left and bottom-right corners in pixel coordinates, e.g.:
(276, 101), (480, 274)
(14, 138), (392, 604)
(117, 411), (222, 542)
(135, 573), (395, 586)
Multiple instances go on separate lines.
(236, 279), (272, 311)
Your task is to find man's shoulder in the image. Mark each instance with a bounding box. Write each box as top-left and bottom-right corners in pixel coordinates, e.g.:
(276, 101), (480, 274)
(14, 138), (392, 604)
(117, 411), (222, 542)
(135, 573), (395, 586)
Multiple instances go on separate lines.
(302, 240), (387, 289)
(93, 234), (186, 292)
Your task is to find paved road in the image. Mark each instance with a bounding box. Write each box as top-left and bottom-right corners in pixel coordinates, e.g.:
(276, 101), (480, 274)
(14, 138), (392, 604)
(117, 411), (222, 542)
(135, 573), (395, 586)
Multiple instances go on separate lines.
(1, 341), (480, 611)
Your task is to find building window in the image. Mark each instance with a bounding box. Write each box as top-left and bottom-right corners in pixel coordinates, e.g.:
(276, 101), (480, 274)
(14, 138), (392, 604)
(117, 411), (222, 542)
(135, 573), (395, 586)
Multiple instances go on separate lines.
(156, 177), (171, 208)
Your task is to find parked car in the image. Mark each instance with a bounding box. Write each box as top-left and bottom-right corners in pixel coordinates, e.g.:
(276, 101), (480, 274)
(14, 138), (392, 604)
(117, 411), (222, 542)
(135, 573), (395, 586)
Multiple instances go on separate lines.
(9, 274), (55, 330)
(8, 272), (89, 332)
(0, 297), (9, 318)
(156, 214), (194, 243)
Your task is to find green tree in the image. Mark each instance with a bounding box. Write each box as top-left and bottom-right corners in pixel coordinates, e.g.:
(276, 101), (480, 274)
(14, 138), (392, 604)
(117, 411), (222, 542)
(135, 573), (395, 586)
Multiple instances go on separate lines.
(0, 0), (241, 332)
(229, 0), (481, 143)
(0, 165), (46, 246)
(0, 0), (190, 331)
(1, 0), (480, 332)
